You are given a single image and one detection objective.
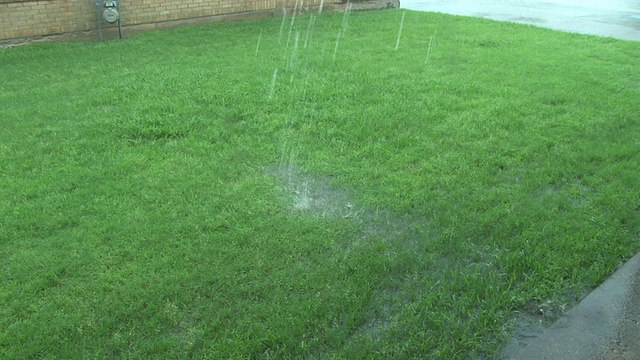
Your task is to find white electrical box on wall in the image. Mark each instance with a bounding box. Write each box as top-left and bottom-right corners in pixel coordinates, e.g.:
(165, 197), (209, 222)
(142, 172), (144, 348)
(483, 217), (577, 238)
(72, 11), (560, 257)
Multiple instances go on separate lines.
(95, 0), (124, 40)
(103, 8), (119, 23)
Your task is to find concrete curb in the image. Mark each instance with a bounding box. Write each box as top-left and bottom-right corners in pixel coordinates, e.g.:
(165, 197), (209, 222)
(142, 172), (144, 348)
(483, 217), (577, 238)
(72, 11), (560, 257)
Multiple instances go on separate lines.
(502, 251), (640, 359)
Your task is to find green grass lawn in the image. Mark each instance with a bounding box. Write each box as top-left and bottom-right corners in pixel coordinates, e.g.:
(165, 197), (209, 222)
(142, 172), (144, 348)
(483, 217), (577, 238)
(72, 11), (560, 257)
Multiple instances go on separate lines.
(1, 8), (639, 358)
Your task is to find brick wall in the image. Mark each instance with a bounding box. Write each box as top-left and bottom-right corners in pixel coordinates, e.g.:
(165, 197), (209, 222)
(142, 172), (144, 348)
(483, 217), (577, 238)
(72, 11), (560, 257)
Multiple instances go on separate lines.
(1, 1), (94, 40)
(0, 0), (341, 42)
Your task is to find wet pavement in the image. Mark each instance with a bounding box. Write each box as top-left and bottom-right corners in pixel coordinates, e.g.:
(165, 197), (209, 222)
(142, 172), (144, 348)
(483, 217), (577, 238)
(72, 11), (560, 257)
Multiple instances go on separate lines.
(501, 252), (640, 359)
(401, 0), (640, 41)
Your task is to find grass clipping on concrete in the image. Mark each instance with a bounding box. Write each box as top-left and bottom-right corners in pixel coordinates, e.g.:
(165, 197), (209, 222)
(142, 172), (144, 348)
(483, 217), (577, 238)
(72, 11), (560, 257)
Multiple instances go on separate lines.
(1, 9), (639, 359)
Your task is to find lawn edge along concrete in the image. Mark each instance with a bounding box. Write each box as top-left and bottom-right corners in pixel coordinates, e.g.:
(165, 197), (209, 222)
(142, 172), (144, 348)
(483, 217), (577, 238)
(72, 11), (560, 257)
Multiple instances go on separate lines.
(502, 251), (640, 360)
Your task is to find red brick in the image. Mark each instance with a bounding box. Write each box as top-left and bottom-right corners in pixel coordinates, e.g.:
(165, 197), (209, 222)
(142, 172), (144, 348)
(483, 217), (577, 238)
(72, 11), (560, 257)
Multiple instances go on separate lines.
(1, 0), (343, 42)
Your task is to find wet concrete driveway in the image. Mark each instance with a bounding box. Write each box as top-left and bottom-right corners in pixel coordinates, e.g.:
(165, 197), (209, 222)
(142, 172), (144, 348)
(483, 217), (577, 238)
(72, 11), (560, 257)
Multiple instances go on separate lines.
(401, 0), (640, 41)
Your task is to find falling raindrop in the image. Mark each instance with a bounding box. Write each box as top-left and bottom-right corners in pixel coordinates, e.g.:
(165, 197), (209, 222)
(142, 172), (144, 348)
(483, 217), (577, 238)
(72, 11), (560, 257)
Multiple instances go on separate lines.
(290, 32), (300, 82)
(279, 8), (288, 42)
(332, 32), (341, 62)
(425, 30), (436, 64)
(255, 31), (262, 58)
(333, 3), (352, 62)
(269, 67), (279, 101)
(304, 15), (316, 49)
(340, 2), (352, 38)
(395, 11), (406, 51)
(286, 0), (300, 50)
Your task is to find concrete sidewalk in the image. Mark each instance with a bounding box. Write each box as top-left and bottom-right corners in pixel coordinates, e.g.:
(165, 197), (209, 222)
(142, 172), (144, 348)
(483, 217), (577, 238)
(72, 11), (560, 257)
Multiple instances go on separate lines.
(401, 0), (640, 42)
(501, 252), (640, 359)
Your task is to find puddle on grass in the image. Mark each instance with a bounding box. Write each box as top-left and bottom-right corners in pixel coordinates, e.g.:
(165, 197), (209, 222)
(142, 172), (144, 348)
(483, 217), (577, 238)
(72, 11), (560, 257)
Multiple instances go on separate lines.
(270, 163), (355, 219)
(269, 163), (437, 340)
(269, 164), (429, 243)
(269, 164), (517, 350)
(536, 178), (596, 209)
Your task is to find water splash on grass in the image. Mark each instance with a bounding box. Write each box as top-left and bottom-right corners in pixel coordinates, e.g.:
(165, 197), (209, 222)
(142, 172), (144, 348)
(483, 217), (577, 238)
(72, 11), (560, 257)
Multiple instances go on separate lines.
(271, 164), (354, 218)
(270, 164), (430, 238)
